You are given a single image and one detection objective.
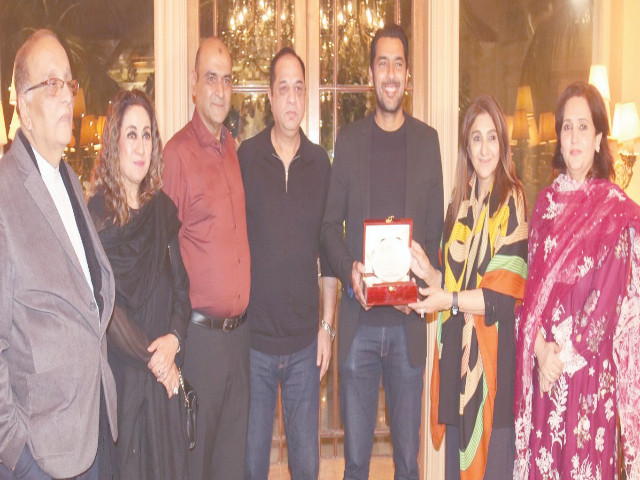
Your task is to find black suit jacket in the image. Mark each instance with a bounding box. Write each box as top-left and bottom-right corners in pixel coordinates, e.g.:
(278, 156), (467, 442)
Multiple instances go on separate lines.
(321, 113), (443, 368)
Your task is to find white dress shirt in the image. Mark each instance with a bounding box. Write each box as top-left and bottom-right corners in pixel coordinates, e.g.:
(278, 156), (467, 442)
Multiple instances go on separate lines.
(34, 149), (94, 292)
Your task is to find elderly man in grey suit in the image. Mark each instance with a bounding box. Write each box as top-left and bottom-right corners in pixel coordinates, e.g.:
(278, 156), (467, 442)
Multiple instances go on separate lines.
(0, 30), (117, 480)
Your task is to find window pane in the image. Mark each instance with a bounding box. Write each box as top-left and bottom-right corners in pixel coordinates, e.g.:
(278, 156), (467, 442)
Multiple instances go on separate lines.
(460, 0), (593, 209)
(320, 91), (335, 159)
(336, 0), (395, 85)
(338, 92), (376, 130)
(226, 93), (270, 144)
(214, 0), (295, 85)
(281, 0), (296, 47)
(320, 0), (335, 86)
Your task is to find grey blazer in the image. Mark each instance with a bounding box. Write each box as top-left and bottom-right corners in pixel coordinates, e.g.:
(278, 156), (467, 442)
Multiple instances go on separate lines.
(0, 132), (117, 478)
(321, 113), (444, 368)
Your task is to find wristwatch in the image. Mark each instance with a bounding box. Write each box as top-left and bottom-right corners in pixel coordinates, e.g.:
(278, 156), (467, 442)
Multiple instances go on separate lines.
(451, 292), (459, 316)
(320, 319), (336, 341)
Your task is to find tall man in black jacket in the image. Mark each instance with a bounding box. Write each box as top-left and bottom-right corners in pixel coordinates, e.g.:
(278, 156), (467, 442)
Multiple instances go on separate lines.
(238, 47), (338, 480)
(321, 24), (444, 480)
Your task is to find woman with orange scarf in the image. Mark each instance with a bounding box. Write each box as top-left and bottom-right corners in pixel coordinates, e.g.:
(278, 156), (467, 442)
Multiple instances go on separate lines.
(409, 94), (528, 479)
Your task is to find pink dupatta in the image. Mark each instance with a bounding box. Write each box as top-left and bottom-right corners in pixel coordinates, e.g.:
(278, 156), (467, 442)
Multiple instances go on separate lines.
(514, 175), (640, 479)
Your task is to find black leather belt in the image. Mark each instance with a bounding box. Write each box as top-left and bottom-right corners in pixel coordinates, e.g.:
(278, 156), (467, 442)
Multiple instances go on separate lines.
(190, 310), (246, 332)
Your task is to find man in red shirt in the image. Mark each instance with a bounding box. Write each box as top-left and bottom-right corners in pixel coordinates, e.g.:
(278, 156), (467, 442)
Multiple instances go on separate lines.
(163, 37), (251, 480)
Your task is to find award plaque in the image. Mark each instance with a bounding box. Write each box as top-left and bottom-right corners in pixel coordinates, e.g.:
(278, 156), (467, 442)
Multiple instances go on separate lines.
(362, 217), (418, 306)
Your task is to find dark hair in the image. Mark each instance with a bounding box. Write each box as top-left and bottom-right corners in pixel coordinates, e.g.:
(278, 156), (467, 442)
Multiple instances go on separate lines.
(269, 47), (305, 88)
(445, 94), (526, 238)
(370, 23), (409, 69)
(89, 89), (163, 226)
(552, 81), (614, 181)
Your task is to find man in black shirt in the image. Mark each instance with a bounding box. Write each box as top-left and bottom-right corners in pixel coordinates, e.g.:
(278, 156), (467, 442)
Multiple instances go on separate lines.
(238, 47), (338, 480)
(321, 25), (444, 480)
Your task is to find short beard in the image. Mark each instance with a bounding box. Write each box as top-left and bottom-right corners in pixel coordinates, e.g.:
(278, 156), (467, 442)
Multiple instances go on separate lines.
(375, 95), (404, 114)
(374, 82), (404, 114)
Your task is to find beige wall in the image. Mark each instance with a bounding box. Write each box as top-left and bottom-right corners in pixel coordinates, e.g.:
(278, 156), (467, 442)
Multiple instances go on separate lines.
(610, 0), (640, 203)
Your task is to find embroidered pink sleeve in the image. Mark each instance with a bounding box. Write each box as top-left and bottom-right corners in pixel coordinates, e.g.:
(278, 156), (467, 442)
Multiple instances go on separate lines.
(614, 227), (640, 479)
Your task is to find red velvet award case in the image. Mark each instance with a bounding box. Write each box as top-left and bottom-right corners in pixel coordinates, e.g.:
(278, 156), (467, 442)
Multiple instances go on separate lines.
(362, 217), (418, 306)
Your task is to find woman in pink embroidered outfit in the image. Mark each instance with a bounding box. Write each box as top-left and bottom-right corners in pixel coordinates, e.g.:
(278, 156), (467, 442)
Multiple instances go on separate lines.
(514, 82), (640, 480)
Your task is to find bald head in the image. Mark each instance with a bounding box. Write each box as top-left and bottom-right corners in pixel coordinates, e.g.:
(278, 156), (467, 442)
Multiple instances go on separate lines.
(13, 29), (61, 99)
(194, 37), (231, 78)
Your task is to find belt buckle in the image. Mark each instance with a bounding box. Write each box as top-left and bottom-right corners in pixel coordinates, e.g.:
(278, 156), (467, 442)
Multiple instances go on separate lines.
(223, 317), (236, 332)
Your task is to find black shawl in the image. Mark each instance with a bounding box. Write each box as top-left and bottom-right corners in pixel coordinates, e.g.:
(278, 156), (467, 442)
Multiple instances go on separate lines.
(89, 191), (191, 480)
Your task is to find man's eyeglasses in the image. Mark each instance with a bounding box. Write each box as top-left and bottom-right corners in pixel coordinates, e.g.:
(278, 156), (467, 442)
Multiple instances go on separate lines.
(23, 78), (80, 97)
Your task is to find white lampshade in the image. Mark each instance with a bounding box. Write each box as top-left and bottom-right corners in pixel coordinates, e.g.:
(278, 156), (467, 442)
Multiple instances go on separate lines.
(516, 86), (534, 115)
(512, 110), (530, 140)
(538, 112), (556, 144)
(0, 101), (7, 146)
(588, 65), (610, 100)
(611, 103), (621, 140)
(612, 102), (640, 143)
(8, 107), (20, 141)
(9, 73), (16, 106)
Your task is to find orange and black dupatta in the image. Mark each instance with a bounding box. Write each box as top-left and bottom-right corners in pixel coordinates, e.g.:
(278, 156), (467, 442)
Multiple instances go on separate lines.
(430, 175), (527, 479)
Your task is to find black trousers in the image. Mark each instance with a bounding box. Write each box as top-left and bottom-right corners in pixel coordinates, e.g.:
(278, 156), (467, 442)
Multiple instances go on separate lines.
(182, 320), (250, 480)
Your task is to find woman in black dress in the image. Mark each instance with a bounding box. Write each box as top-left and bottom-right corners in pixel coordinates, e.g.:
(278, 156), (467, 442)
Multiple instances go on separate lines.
(88, 89), (190, 480)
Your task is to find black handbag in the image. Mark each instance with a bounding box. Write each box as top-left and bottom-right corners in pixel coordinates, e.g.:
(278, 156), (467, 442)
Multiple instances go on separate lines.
(178, 368), (197, 450)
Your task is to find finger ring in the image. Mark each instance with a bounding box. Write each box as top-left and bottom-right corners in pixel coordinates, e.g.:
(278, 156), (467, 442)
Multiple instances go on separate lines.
(173, 386), (179, 395)
(158, 370), (163, 377)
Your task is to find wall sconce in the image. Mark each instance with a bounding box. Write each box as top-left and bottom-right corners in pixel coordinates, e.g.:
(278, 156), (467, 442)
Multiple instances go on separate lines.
(8, 107), (20, 141)
(612, 102), (640, 190)
(589, 64), (611, 130)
